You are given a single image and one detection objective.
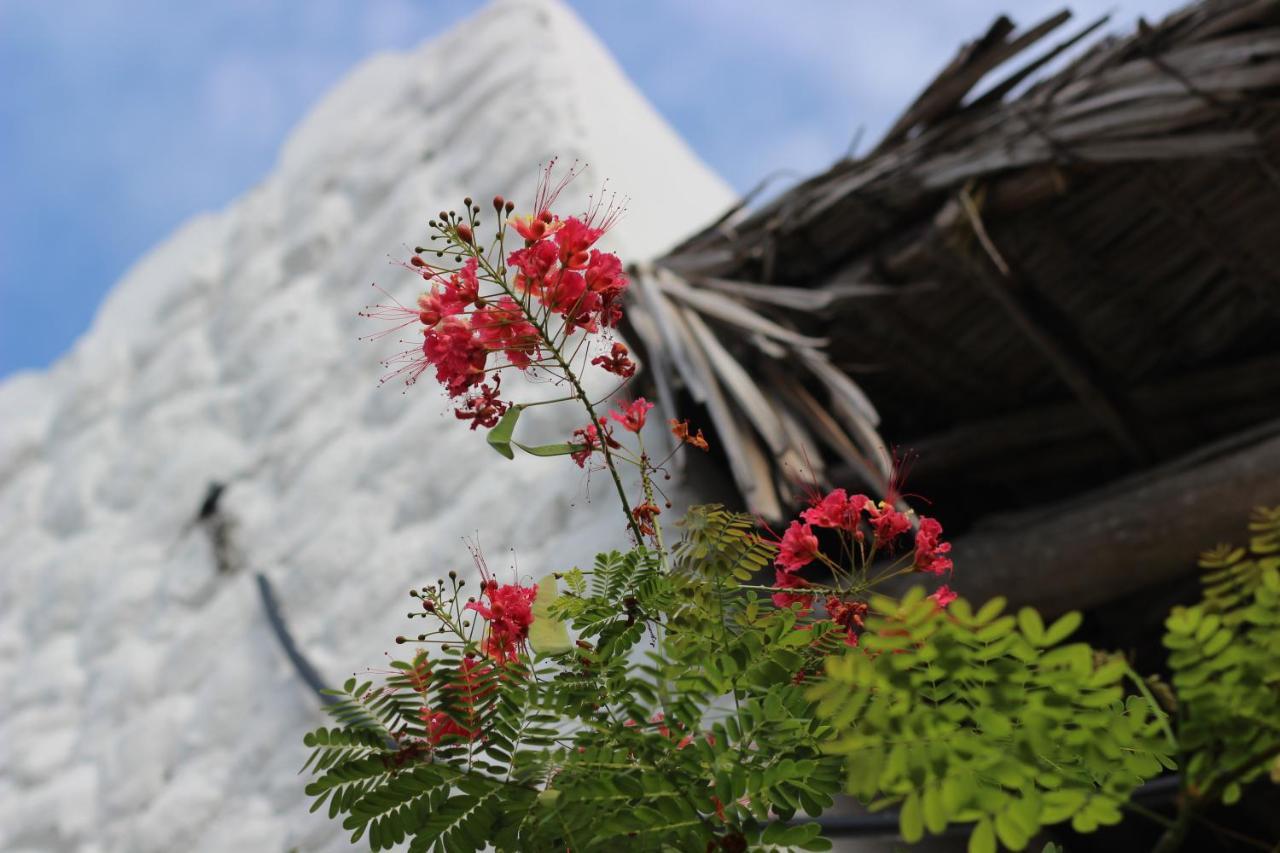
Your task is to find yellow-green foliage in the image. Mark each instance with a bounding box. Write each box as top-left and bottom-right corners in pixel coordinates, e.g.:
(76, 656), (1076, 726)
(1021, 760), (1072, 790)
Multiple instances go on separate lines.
(809, 588), (1173, 853)
(1164, 506), (1280, 804)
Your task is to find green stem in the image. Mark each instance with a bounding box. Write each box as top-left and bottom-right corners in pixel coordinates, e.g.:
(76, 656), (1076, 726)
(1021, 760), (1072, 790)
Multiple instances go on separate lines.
(1152, 801), (1194, 853)
(1123, 800), (1175, 829)
(1122, 662), (1177, 749)
(470, 249), (644, 543)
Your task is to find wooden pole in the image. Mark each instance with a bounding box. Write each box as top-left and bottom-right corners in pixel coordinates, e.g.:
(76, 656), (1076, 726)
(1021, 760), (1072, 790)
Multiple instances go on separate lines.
(948, 427), (1280, 615)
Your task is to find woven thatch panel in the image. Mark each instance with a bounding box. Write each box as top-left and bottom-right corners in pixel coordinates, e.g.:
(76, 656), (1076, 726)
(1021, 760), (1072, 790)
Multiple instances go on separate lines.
(628, 0), (1280, 538)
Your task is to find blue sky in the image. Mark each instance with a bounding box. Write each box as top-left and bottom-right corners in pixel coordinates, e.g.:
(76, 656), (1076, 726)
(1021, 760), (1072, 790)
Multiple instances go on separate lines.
(0, 0), (1183, 379)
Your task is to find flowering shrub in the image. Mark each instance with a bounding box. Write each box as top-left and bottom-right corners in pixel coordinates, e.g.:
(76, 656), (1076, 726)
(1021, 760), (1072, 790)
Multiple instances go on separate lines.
(305, 168), (1279, 853)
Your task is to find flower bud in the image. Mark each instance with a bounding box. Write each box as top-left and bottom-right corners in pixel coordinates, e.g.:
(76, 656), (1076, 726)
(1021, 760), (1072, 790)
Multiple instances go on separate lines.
(492, 195), (504, 211)
(463, 196), (472, 207)
(395, 635), (407, 644)
(456, 224), (474, 245)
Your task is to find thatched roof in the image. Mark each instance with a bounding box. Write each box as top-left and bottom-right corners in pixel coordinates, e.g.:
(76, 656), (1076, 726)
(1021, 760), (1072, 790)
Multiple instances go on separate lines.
(629, 0), (1280, 511)
(625, 0), (1280, 609)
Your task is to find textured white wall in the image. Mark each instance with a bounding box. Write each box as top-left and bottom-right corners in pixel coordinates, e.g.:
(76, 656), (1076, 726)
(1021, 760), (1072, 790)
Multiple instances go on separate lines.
(0, 2), (734, 850)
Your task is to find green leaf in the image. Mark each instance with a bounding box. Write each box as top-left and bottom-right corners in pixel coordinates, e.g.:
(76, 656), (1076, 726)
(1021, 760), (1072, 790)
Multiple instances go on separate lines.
(1017, 607), (1046, 645)
(514, 441), (583, 458)
(486, 405), (523, 459)
(899, 790), (924, 842)
(969, 817), (996, 853)
(1042, 611), (1082, 645)
(975, 597), (1007, 625)
(922, 783), (947, 834)
(529, 573), (572, 655)
(996, 808), (1031, 850)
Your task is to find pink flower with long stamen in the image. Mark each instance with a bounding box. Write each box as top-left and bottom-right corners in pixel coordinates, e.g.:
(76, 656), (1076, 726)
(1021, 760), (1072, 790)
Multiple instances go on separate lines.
(609, 398), (653, 433)
(867, 501), (911, 547)
(914, 516), (953, 575)
(801, 489), (870, 533)
(929, 585), (957, 609)
(776, 521), (820, 572)
(465, 580), (537, 663)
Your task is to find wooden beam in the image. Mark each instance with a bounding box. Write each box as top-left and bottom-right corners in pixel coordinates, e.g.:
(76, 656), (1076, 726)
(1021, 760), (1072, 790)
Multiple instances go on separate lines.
(945, 425), (1280, 615)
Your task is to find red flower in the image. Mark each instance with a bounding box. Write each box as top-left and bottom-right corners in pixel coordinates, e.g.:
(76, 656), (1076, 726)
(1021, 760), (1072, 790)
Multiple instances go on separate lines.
(584, 250), (624, 293)
(826, 596), (868, 647)
(419, 656), (492, 745)
(591, 341), (636, 377)
(553, 217), (604, 269)
(472, 296), (541, 368)
(771, 568), (813, 612)
(450, 258), (480, 307)
(913, 516), (953, 575)
(416, 286), (464, 327)
(570, 418), (621, 468)
(423, 709), (478, 745)
(776, 521), (820, 572)
(609, 397), (653, 433)
(508, 210), (564, 243)
(867, 501), (912, 547)
(801, 489), (870, 532)
(423, 316), (487, 397)
(454, 379), (509, 430)
(545, 269), (589, 317)
(465, 581), (537, 663)
(929, 584), (957, 609)
(633, 502), (661, 536)
(508, 239), (560, 299)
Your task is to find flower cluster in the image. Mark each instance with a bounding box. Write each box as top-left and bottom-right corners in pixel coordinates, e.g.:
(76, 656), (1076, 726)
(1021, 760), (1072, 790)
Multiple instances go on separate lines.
(362, 159), (631, 430)
(913, 517), (953, 575)
(466, 580), (538, 663)
(770, 486), (956, 647)
(569, 397), (653, 469)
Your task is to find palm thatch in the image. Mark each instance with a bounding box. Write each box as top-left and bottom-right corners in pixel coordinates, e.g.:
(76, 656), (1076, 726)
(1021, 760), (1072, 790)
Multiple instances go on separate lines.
(625, 0), (1280, 608)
